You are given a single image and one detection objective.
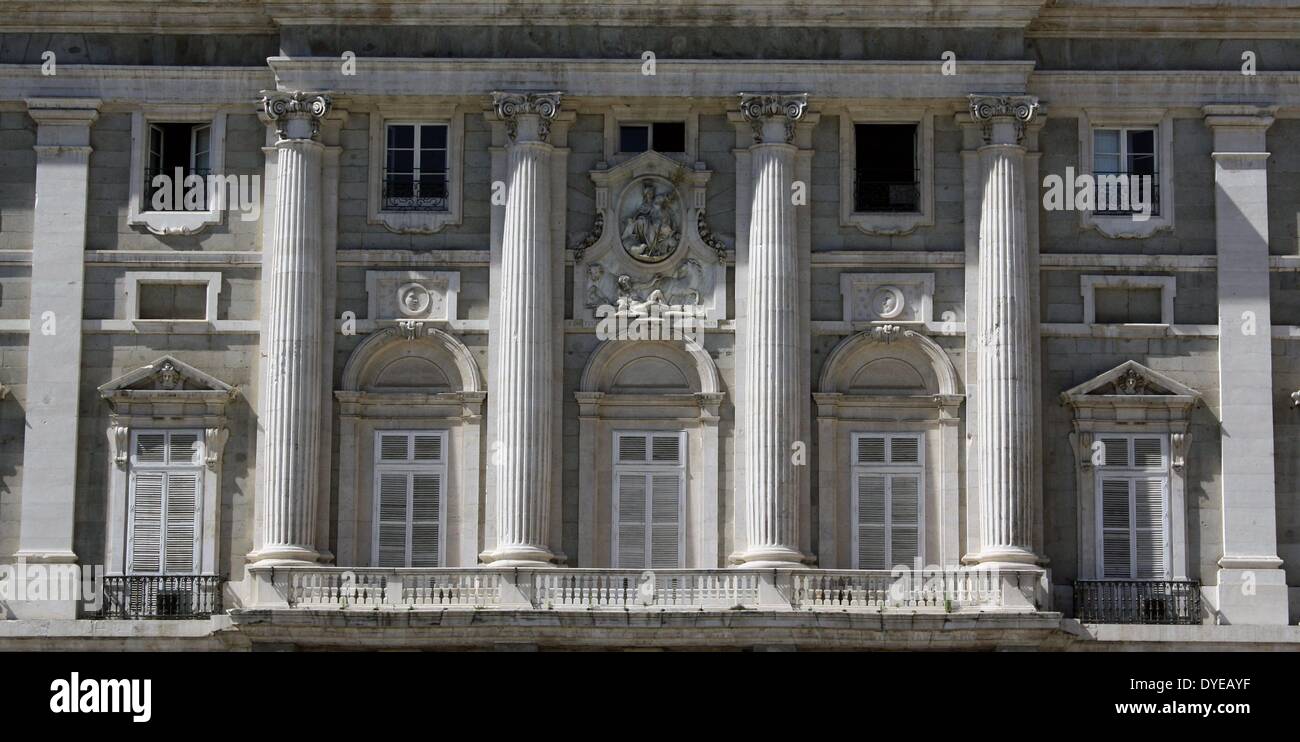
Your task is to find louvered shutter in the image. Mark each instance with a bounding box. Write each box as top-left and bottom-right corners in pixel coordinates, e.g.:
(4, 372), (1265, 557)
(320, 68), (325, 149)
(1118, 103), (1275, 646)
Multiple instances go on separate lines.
(1134, 477), (1167, 578)
(136, 433), (166, 464)
(413, 433), (442, 463)
(856, 474), (887, 569)
(889, 437), (920, 465)
(650, 435), (681, 464)
(379, 433), (410, 463)
(856, 435), (886, 465)
(410, 473), (441, 567)
(1133, 437), (1163, 469)
(890, 474), (921, 567)
(618, 434), (648, 463)
(1101, 437), (1128, 468)
(164, 472), (201, 573)
(649, 473), (682, 568)
(128, 471), (165, 573)
(615, 474), (648, 568)
(376, 473), (409, 567)
(1100, 478), (1132, 578)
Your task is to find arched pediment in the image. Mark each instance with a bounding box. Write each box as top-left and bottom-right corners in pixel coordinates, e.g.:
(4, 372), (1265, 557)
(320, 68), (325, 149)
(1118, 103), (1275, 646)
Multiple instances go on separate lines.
(819, 326), (961, 397)
(341, 326), (483, 393)
(580, 339), (720, 396)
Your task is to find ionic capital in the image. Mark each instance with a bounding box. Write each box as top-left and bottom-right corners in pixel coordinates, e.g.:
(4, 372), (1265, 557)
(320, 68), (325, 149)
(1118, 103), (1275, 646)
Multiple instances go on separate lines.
(968, 94), (1039, 145)
(738, 93), (808, 144)
(493, 91), (563, 143)
(260, 90), (332, 141)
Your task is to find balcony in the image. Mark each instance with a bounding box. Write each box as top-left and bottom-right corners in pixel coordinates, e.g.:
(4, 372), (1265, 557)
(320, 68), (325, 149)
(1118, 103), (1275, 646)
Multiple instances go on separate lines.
(1073, 580), (1201, 625)
(381, 174), (448, 212)
(245, 566), (1045, 613)
(90, 575), (223, 620)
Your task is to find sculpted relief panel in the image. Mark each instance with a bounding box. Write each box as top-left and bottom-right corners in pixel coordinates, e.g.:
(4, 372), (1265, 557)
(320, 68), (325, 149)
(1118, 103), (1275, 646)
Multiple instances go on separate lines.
(572, 152), (727, 324)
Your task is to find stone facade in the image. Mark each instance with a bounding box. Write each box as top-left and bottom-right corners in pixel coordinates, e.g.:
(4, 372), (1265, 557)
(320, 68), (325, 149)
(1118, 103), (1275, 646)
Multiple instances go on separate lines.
(2, 0), (1300, 650)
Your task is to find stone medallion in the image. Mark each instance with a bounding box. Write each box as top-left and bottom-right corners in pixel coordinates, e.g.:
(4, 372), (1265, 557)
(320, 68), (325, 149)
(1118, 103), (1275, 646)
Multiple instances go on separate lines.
(871, 285), (905, 319)
(397, 283), (432, 317)
(618, 177), (683, 264)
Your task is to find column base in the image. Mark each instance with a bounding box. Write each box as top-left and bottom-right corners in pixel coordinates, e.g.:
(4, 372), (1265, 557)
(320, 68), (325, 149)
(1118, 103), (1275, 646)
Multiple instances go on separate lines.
(732, 546), (810, 569)
(246, 545), (321, 566)
(972, 545), (1040, 570)
(480, 545), (557, 567)
(1214, 563), (1289, 626)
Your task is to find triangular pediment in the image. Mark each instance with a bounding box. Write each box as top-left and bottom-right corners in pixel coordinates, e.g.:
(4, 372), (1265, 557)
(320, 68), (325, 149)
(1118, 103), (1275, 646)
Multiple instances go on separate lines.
(98, 355), (235, 396)
(1060, 360), (1199, 402)
(591, 149), (698, 185)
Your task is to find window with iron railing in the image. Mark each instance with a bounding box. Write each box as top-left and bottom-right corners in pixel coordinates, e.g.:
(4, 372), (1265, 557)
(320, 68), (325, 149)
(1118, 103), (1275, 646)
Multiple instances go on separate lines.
(91, 575), (223, 620)
(853, 123), (920, 213)
(382, 123), (449, 212)
(1092, 127), (1160, 216)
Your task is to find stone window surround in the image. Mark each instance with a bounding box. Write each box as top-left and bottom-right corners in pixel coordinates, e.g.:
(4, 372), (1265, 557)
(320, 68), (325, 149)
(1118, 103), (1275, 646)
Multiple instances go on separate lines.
(334, 326), (485, 568)
(127, 107), (228, 236)
(1061, 361), (1200, 582)
(100, 357), (236, 577)
(575, 339), (723, 568)
(602, 104), (700, 163)
(124, 270), (222, 329)
(1080, 274), (1176, 325)
(1077, 108), (1176, 239)
(367, 106), (465, 235)
(815, 328), (964, 569)
(838, 105), (935, 236)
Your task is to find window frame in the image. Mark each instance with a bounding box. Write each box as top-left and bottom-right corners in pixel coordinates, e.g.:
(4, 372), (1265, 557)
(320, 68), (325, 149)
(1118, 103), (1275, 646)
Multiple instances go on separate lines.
(839, 106), (934, 236)
(1080, 274), (1176, 326)
(611, 430), (687, 569)
(616, 121), (688, 155)
(367, 108), (464, 234)
(380, 121), (451, 214)
(371, 430), (449, 568)
(602, 106), (699, 162)
(849, 432), (926, 570)
(1093, 433), (1172, 580)
(125, 428), (205, 576)
(124, 271), (222, 330)
(1077, 109), (1175, 238)
(128, 108), (228, 235)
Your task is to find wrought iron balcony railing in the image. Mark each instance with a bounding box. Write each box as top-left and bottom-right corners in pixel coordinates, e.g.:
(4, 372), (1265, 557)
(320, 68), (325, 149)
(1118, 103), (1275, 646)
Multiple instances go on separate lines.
(853, 174), (920, 213)
(381, 175), (449, 212)
(144, 167), (213, 211)
(1091, 170), (1160, 216)
(1073, 579), (1200, 625)
(91, 575), (223, 620)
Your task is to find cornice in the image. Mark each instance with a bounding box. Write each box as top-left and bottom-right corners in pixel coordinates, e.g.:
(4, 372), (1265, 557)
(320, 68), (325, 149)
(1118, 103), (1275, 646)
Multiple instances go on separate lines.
(1028, 1), (1300, 39)
(0, 65), (274, 105)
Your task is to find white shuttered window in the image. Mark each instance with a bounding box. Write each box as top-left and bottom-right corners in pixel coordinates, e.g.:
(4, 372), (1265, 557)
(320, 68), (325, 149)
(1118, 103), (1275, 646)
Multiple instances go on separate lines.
(1096, 433), (1170, 579)
(127, 429), (204, 574)
(613, 431), (685, 569)
(851, 433), (923, 570)
(373, 431), (447, 567)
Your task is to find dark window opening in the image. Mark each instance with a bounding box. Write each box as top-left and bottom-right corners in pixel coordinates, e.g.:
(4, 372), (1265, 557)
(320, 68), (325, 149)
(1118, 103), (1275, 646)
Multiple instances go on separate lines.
(854, 124), (919, 213)
(145, 122), (211, 211)
(383, 123), (449, 212)
(1093, 287), (1163, 324)
(619, 122), (686, 154)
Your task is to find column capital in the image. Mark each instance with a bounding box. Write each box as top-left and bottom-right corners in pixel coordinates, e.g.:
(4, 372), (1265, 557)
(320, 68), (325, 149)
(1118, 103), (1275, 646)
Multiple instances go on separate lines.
(968, 94), (1038, 145)
(1202, 104), (1277, 130)
(260, 90), (332, 141)
(738, 93), (808, 144)
(492, 91), (563, 143)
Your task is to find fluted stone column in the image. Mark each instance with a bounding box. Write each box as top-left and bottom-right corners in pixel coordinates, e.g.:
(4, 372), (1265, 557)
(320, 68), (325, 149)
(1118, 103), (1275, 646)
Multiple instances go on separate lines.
(250, 91), (331, 564)
(736, 94), (809, 568)
(969, 95), (1041, 568)
(483, 92), (561, 566)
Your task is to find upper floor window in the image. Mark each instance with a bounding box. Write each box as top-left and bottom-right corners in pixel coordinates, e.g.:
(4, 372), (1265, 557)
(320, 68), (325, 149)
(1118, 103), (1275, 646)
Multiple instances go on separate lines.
(854, 123), (919, 213)
(373, 430), (446, 568)
(1096, 434), (1170, 580)
(851, 433), (923, 570)
(619, 122), (686, 154)
(382, 123), (449, 212)
(127, 430), (204, 575)
(1092, 127), (1159, 216)
(612, 431), (685, 569)
(145, 122), (212, 211)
